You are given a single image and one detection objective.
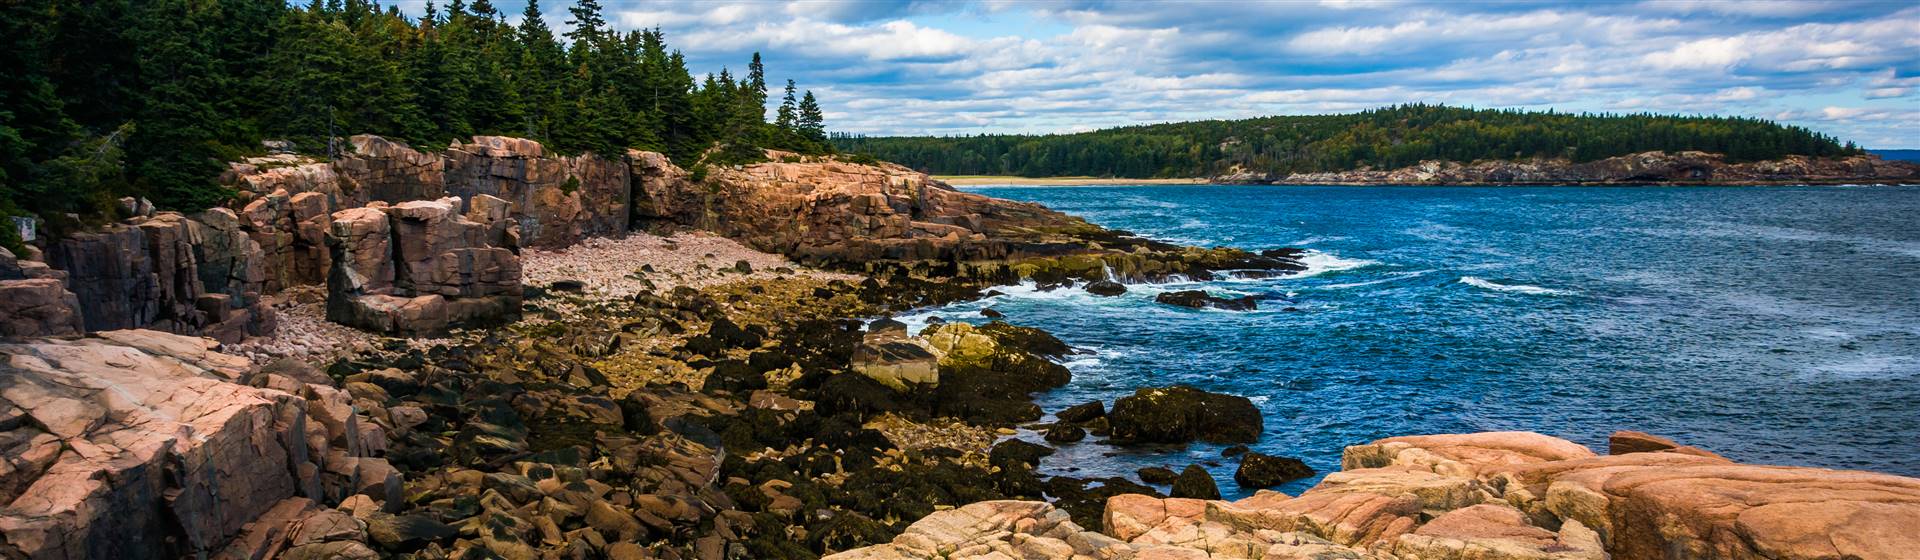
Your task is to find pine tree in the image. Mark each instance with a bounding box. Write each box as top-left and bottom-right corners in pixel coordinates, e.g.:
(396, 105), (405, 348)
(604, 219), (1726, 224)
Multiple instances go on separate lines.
(127, 0), (232, 211)
(797, 90), (825, 143)
(775, 80), (798, 137)
(564, 0), (605, 49)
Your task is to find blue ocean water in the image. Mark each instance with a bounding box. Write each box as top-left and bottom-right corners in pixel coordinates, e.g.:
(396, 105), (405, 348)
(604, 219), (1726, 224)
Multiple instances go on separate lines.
(904, 184), (1920, 498)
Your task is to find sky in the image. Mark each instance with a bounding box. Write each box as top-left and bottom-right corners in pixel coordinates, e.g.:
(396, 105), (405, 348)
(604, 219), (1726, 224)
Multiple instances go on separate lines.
(410, 0), (1918, 146)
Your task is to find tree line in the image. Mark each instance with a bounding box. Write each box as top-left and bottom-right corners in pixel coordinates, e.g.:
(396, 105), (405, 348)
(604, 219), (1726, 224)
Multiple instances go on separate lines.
(0, 0), (828, 249)
(832, 104), (1861, 178)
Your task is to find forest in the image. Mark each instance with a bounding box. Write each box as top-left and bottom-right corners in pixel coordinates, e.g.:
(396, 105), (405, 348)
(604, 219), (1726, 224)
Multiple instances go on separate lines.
(831, 104), (1861, 179)
(0, 0), (827, 246)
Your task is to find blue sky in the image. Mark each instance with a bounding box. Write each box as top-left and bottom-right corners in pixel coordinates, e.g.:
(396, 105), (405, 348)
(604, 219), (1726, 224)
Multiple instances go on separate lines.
(408, 0), (1918, 146)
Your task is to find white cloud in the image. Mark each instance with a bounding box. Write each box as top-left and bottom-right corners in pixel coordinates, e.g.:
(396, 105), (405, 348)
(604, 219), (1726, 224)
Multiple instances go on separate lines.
(547, 0), (1920, 145)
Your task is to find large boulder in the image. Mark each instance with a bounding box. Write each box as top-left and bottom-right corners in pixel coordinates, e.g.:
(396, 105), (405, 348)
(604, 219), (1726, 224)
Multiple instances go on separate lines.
(0, 248), (83, 338)
(1106, 385), (1263, 444)
(1154, 289), (1257, 311)
(1235, 452), (1316, 489)
(325, 198), (521, 336)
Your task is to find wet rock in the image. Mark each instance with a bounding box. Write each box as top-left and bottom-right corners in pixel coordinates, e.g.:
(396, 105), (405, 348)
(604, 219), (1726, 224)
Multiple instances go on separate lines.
(1084, 280), (1127, 296)
(1137, 467), (1179, 485)
(1221, 444), (1250, 457)
(1170, 465), (1221, 500)
(979, 308), (1003, 318)
(1155, 289), (1257, 311)
(1235, 452), (1316, 489)
(1055, 400), (1105, 423)
(1043, 423), (1086, 443)
(1107, 385), (1263, 444)
(989, 439), (1054, 469)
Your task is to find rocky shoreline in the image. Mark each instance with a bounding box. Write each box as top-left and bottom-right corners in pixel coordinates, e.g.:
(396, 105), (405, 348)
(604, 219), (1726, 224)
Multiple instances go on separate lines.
(4, 136), (1919, 559)
(1212, 150), (1920, 186)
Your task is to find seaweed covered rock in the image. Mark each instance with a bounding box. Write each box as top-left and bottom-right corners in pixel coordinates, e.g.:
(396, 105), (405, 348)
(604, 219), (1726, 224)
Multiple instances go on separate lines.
(1235, 451), (1316, 489)
(1170, 465), (1222, 500)
(1155, 289), (1258, 311)
(1107, 385), (1263, 444)
(917, 321), (1073, 424)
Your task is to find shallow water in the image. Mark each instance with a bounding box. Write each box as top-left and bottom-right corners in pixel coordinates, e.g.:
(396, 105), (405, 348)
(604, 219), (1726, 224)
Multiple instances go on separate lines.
(903, 184), (1920, 498)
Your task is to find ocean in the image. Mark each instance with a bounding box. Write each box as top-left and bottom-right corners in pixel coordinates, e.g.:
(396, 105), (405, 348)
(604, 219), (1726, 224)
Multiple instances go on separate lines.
(901, 184), (1920, 498)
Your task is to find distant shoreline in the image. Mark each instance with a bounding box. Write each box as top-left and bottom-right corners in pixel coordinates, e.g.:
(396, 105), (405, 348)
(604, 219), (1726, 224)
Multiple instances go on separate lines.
(936, 175), (1205, 186)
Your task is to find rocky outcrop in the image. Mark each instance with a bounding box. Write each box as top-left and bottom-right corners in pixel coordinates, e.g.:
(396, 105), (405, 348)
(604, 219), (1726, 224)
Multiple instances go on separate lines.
(628, 153), (1311, 284)
(831, 430), (1920, 559)
(225, 135), (635, 253)
(1234, 151), (1920, 185)
(1106, 385), (1263, 444)
(0, 248), (83, 338)
(0, 330), (392, 559)
(445, 136), (631, 249)
(325, 197), (522, 336)
(35, 210), (274, 343)
(821, 501), (1130, 560)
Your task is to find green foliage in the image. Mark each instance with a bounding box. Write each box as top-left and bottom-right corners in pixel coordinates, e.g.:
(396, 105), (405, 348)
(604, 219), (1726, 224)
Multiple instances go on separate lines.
(833, 104), (1860, 178)
(0, 0), (826, 233)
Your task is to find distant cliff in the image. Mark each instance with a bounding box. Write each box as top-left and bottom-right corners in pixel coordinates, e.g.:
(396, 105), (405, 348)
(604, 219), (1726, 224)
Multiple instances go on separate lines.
(1217, 151), (1920, 185)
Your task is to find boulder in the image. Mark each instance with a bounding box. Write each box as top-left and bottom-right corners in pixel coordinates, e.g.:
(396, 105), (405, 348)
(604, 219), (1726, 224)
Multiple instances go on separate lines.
(1084, 280), (1127, 296)
(1154, 289), (1257, 311)
(1235, 452), (1316, 489)
(1055, 400), (1105, 423)
(325, 198), (521, 335)
(850, 340), (939, 391)
(0, 247), (84, 337)
(1170, 465), (1221, 500)
(1106, 385), (1262, 444)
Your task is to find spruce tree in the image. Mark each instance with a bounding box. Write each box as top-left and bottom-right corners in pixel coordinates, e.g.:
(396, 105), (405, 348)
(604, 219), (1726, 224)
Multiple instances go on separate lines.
(776, 80), (798, 136)
(797, 90), (826, 143)
(127, 0), (231, 211)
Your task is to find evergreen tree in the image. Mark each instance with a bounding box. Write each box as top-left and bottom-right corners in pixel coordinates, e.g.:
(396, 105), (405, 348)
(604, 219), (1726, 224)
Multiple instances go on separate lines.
(126, 0), (233, 211)
(797, 90), (825, 143)
(564, 0), (605, 49)
(776, 80), (798, 136)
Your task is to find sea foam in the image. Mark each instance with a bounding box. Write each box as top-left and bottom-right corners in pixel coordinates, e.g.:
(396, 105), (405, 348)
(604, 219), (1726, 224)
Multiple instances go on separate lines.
(1458, 276), (1570, 295)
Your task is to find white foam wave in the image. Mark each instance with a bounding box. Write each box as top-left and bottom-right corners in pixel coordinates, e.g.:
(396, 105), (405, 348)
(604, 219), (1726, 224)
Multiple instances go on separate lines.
(1458, 276), (1570, 296)
(1295, 250), (1378, 277)
(1318, 269), (1433, 289)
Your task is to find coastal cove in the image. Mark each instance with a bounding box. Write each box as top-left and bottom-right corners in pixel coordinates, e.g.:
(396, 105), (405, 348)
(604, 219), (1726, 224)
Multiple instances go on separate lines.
(909, 183), (1920, 498)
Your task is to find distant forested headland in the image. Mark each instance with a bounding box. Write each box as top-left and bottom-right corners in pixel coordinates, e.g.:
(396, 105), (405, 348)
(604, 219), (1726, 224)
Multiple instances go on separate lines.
(831, 105), (1862, 179)
(2, 0), (826, 241)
